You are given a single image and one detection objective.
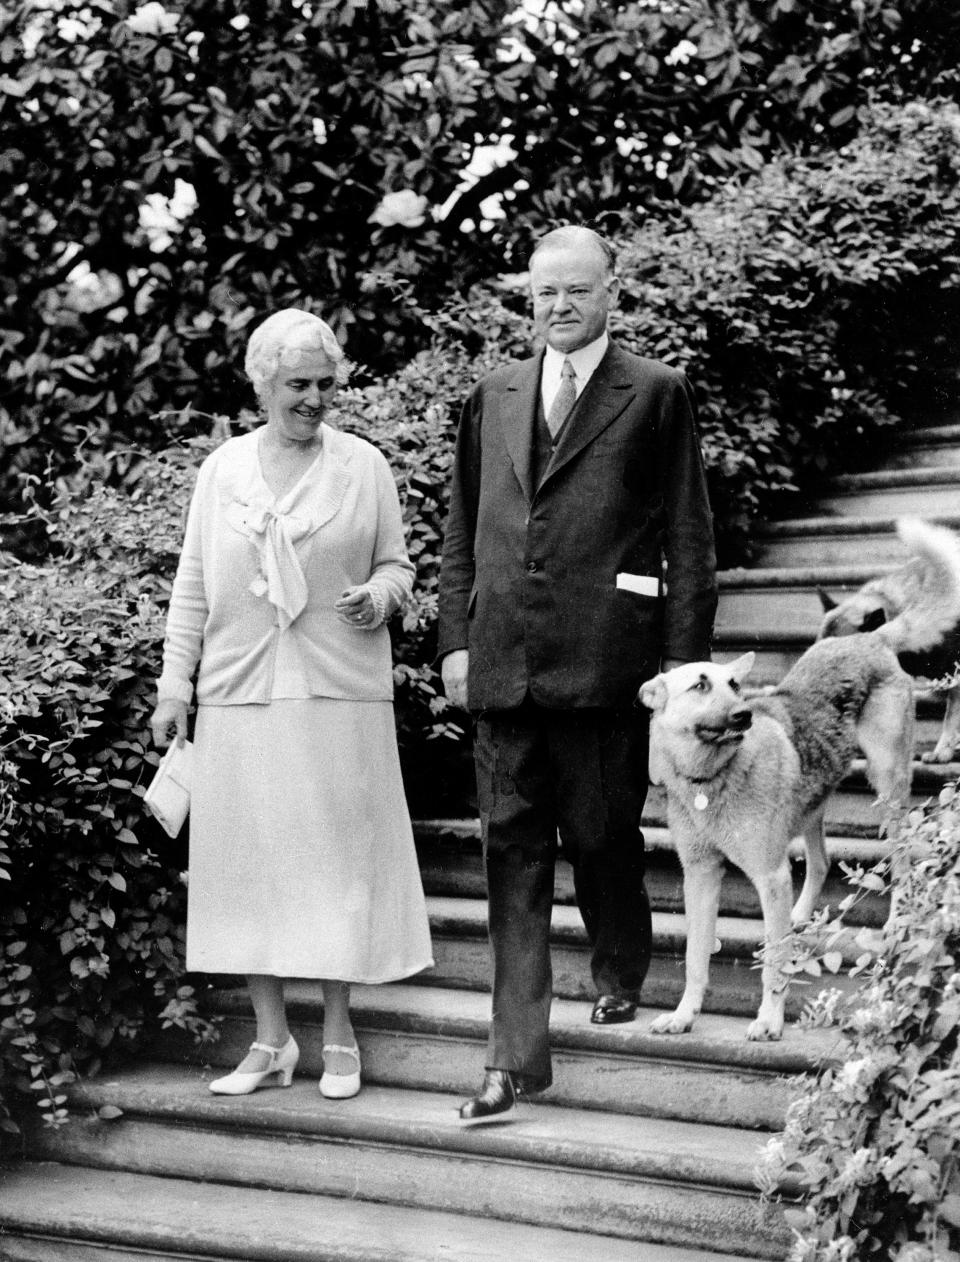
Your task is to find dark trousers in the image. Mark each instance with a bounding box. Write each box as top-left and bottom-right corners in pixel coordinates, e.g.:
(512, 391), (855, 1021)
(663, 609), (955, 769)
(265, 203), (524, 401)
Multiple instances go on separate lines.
(474, 698), (652, 1088)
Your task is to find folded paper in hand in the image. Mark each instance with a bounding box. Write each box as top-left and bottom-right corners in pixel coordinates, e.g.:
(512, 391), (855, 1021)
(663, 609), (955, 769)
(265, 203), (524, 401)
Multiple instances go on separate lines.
(144, 740), (193, 839)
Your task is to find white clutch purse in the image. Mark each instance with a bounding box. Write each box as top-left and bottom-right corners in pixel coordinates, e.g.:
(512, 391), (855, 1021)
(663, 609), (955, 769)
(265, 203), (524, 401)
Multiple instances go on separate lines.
(144, 740), (194, 839)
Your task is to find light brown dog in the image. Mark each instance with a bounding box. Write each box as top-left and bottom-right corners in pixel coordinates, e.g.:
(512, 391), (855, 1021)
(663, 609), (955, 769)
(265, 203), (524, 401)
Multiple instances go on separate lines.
(640, 637), (914, 1040)
(819, 517), (960, 764)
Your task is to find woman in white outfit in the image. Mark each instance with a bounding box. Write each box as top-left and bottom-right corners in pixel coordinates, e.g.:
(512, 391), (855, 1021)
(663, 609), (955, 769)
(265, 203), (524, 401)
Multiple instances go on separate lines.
(150, 308), (433, 1099)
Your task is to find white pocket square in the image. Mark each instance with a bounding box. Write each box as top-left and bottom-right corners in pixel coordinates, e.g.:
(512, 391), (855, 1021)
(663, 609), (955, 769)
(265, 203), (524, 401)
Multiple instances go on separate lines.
(616, 572), (661, 598)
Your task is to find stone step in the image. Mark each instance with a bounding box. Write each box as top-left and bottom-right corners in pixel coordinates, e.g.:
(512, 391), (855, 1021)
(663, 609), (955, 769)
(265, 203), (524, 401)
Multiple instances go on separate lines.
(646, 773), (943, 837)
(883, 442), (960, 469)
(416, 821), (891, 926)
(22, 1066), (791, 1259)
(828, 465), (960, 493)
(712, 629), (960, 701)
(815, 465), (960, 517)
(899, 422), (960, 447)
(754, 509), (960, 565)
(0, 1162), (757, 1262)
(340, 895), (857, 1020)
(417, 819), (918, 871)
(755, 524), (912, 568)
(424, 895), (866, 968)
(185, 982), (838, 1130)
(715, 569), (882, 638)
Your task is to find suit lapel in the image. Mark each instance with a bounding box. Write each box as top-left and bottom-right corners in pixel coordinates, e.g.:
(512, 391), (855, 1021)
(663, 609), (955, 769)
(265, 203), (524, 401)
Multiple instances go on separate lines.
(541, 344), (635, 489)
(497, 354), (542, 505)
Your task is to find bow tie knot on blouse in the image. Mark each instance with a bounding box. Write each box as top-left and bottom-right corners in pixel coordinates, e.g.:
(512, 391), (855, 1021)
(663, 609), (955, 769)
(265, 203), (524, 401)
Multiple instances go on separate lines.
(244, 503), (312, 630)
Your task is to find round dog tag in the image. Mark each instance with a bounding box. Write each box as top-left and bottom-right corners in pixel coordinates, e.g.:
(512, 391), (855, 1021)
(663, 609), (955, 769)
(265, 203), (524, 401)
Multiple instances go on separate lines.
(694, 792), (709, 811)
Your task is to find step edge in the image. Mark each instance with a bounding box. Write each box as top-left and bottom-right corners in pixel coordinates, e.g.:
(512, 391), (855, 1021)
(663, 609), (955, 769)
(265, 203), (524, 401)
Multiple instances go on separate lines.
(2, 1161), (747, 1262)
(204, 985), (844, 1076)
(44, 1078), (782, 1196)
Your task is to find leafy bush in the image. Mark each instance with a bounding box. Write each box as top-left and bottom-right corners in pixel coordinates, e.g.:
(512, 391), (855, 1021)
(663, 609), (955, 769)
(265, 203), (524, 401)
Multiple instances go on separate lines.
(3, 0), (959, 507)
(397, 97), (960, 563)
(758, 785), (960, 1260)
(0, 439), (218, 1138)
(611, 97), (960, 556)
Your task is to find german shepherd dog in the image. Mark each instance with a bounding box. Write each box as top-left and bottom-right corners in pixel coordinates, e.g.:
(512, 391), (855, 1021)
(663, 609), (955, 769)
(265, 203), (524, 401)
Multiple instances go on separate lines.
(818, 518), (960, 764)
(639, 637), (914, 1040)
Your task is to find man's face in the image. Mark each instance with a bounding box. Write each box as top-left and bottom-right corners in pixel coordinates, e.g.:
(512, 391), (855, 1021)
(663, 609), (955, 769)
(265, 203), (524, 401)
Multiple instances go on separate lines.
(530, 243), (619, 353)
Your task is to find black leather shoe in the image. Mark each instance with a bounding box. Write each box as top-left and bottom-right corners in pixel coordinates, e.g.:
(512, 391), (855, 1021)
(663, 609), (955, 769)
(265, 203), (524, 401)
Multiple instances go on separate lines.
(590, 995), (638, 1025)
(458, 1070), (520, 1124)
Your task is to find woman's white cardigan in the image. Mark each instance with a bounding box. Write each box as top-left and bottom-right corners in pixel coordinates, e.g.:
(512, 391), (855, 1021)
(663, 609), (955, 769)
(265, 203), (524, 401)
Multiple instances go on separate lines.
(157, 425), (414, 706)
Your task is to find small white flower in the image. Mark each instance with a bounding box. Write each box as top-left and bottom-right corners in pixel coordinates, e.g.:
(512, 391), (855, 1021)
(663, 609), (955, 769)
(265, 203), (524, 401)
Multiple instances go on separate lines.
(169, 177), (198, 219)
(833, 1056), (870, 1091)
(368, 189), (429, 229)
(58, 15), (96, 42)
(312, 117), (328, 144)
(64, 261), (123, 312)
(126, 2), (180, 37)
(138, 180), (197, 252)
(665, 39), (698, 66)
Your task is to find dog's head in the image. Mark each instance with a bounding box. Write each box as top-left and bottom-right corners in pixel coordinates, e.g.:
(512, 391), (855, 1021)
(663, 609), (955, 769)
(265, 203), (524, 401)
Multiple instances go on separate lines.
(639, 653), (755, 749)
(817, 588), (892, 640)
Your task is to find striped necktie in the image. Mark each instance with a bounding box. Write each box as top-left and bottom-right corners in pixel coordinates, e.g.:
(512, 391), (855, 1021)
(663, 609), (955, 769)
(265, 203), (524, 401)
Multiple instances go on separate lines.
(545, 358), (577, 437)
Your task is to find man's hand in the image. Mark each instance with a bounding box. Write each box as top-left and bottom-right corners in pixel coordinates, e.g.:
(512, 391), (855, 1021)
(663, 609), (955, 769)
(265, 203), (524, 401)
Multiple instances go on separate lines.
(151, 698), (188, 749)
(441, 649), (469, 710)
(661, 657), (685, 674)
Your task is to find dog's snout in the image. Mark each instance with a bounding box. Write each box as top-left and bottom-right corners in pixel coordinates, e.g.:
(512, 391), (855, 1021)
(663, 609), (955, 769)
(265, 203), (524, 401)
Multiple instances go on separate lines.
(728, 706), (752, 732)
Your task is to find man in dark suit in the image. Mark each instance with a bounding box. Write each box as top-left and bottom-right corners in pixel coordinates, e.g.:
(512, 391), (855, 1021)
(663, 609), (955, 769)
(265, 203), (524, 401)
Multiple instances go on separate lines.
(438, 225), (717, 1123)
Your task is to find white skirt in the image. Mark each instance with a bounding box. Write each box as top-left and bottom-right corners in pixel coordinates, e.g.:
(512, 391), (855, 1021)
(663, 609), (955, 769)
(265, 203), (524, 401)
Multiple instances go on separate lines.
(185, 699), (434, 982)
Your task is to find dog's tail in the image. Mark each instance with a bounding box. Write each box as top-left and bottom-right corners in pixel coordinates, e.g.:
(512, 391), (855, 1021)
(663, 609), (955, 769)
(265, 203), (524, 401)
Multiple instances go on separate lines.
(875, 517), (960, 655)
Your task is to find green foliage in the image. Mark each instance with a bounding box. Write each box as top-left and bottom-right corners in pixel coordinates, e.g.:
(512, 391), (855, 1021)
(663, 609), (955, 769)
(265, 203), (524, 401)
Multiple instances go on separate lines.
(401, 98), (960, 562)
(2, 0), (959, 506)
(0, 439), (218, 1136)
(757, 786), (960, 1260)
(611, 97), (960, 555)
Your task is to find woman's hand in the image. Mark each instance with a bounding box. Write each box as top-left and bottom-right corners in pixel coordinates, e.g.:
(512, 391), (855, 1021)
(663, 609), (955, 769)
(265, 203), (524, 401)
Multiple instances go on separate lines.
(151, 698), (188, 748)
(335, 585), (377, 629)
(441, 649), (469, 710)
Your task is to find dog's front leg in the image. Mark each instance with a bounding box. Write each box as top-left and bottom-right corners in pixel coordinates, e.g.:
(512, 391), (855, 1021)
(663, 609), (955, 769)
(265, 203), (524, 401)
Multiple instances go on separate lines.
(791, 804), (828, 925)
(746, 860), (793, 1041)
(650, 855), (723, 1035)
(924, 685), (960, 764)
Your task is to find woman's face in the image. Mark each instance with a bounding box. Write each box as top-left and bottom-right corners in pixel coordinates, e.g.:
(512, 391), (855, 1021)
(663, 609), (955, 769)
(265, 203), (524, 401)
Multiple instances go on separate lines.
(265, 347), (338, 443)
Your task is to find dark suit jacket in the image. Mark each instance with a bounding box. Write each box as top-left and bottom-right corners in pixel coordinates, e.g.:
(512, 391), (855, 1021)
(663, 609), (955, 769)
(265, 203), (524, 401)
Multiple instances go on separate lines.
(437, 342), (718, 711)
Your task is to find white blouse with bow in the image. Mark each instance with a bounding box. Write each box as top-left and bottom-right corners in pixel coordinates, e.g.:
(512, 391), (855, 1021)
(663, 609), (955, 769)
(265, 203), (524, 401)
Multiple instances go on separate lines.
(157, 425), (415, 707)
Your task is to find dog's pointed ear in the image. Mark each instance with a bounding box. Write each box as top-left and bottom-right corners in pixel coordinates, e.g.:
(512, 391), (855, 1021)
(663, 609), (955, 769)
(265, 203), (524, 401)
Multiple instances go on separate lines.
(860, 607), (887, 632)
(638, 675), (668, 712)
(728, 651), (755, 684)
(818, 588), (838, 613)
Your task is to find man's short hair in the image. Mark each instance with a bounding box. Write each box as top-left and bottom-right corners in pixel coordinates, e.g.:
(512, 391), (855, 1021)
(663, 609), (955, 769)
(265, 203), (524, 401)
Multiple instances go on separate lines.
(529, 226), (616, 278)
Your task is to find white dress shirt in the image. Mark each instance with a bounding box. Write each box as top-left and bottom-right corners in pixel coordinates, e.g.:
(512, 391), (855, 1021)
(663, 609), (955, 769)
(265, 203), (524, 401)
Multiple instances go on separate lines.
(540, 331), (609, 420)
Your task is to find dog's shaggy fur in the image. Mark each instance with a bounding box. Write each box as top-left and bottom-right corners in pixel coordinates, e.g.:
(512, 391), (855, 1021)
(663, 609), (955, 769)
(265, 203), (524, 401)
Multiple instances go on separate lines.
(818, 517), (960, 763)
(640, 637), (914, 1040)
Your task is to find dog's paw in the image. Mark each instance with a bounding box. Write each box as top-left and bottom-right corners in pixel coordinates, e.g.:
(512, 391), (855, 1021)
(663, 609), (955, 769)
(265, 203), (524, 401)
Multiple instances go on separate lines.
(746, 1016), (784, 1041)
(922, 743), (957, 765)
(650, 1009), (696, 1035)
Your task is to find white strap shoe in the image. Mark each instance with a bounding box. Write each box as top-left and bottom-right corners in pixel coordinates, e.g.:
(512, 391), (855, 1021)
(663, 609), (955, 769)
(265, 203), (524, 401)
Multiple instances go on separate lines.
(319, 1043), (361, 1099)
(209, 1035), (299, 1095)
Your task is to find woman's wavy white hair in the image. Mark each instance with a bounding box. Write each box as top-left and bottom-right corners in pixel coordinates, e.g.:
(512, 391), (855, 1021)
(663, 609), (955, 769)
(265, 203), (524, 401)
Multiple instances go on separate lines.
(244, 308), (350, 404)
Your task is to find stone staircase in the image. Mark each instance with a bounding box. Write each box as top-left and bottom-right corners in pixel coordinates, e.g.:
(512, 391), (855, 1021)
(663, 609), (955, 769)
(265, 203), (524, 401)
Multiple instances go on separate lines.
(3, 418), (960, 1261)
